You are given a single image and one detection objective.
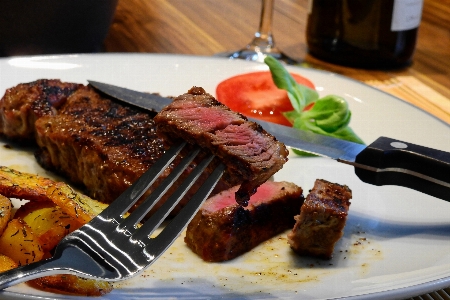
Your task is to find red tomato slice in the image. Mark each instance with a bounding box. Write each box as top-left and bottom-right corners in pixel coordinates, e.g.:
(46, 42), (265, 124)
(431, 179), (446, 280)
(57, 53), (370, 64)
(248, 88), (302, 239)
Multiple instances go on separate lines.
(216, 71), (315, 126)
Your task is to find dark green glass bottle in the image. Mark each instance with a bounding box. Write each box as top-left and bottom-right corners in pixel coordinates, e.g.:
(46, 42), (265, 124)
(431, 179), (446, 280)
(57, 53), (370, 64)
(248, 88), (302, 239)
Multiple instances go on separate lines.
(306, 0), (423, 69)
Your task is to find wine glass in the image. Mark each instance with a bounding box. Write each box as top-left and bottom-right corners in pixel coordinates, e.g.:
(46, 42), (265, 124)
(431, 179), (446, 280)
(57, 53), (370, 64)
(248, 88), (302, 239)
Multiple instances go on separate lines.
(218, 0), (297, 64)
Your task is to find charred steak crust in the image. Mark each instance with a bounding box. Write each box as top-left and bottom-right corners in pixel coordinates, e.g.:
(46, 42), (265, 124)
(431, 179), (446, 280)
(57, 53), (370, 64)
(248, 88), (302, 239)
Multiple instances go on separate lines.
(287, 179), (352, 259)
(33, 85), (167, 203)
(0, 80), (227, 213)
(185, 181), (304, 262)
(0, 79), (82, 141)
(154, 87), (289, 206)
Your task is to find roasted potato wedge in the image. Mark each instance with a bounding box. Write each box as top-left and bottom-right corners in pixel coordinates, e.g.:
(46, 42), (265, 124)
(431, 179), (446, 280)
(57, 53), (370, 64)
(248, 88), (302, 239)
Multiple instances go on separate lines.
(0, 166), (107, 224)
(0, 194), (12, 235)
(0, 166), (56, 202)
(28, 274), (113, 297)
(0, 218), (44, 266)
(46, 182), (107, 224)
(13, 201), (55, 220)
(0, 166), (114, 296)
(0, 254), (18, 272)
(18, 201), (83, 251)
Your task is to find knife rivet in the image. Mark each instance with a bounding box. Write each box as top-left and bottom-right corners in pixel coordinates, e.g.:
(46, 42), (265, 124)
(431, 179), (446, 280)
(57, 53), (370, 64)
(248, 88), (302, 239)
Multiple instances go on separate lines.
(390, 142), (408, 149)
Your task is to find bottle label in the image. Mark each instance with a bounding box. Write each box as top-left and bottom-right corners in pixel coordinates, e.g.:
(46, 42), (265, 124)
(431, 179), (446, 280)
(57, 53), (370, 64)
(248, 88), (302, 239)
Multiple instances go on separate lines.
(391, 0), (424, 31)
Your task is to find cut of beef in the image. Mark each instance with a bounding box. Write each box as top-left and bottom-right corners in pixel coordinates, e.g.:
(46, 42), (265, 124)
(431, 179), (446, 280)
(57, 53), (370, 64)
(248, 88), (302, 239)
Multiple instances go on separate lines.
(287, 179), (352, 259)
(0, 80), (227, 214)
(33, 84), (167, 205)
(154, 86), (289, 206)
(185, 181), (303, 262)
(0, 79), (81, 141)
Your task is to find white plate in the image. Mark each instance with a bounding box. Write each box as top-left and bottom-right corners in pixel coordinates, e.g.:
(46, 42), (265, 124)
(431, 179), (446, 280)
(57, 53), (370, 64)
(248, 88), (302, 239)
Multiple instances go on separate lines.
(0, 54), (449, 300)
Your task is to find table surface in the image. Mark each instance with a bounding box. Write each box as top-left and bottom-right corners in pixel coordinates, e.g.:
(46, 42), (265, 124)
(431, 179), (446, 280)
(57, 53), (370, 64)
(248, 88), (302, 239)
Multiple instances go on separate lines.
(103, 0), (450, 125)
(102, 1), (450, 299)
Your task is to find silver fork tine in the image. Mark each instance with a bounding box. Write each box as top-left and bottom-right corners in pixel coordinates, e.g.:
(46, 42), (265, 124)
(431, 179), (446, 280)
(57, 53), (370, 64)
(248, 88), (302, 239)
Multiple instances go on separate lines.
(118, 145), (202, 232)
(147, 163), (226, 255)
(132, 152), (218, 241)
(99, 141), (186, 220)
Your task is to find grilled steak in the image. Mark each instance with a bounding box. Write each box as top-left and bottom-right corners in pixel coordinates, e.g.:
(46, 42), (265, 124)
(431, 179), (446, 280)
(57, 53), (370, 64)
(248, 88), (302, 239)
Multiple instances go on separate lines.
(0, 80), (226, 213)
(33, 84), (168, 204)
(185, 181), (303, 262)
(287, 179), (352, 259)
(154, 86), (289, 206)
(0, 79), (82, 141)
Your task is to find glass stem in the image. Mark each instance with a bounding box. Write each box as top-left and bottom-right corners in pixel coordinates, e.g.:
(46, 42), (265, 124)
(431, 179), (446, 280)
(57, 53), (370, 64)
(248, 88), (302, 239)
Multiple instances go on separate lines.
(217, 0), (297, 64)
(248, 0), (276, 51)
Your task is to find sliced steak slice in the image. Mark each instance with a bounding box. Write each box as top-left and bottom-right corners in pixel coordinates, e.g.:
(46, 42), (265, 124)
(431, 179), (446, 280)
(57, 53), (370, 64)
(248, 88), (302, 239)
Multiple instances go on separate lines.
(185, 181), (304, 262)
(154, 86), (289, 206)
(287, 179), (352, 259)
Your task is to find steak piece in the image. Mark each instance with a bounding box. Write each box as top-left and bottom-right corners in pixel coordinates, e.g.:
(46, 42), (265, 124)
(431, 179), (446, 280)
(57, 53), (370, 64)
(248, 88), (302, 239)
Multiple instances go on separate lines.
(33, 85), (167, 205)
(154, 87), (289, 206)
(0, 80), (227, 214)
(287, 179), (352, 259)
(185, 181), (304, 262)
(0, 79), (81, 141)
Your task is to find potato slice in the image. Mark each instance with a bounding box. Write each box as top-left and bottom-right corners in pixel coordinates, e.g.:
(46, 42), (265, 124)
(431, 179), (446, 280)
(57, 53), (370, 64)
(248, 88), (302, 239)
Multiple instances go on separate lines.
(0, 218), (44, 266)
(0, 254), (18, 272)
(18, 202), (83, 251)
(0, 195), (12, 236)
(28, 275), (113, 297)
(0, 166), (107, 224)
(46, 182), (107, 224)
(0, 167), (114, 296)
(13, 201), (55, 220)
(0, 166), (56, 202)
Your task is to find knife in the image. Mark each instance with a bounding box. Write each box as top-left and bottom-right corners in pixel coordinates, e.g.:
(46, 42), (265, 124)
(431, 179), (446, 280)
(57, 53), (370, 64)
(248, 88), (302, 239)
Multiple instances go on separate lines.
(88, 80), (450, 201)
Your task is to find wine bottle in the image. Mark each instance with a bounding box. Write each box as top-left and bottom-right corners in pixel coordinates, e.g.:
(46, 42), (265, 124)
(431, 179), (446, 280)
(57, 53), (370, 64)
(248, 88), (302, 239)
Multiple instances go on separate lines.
(306, 0), (424, 69)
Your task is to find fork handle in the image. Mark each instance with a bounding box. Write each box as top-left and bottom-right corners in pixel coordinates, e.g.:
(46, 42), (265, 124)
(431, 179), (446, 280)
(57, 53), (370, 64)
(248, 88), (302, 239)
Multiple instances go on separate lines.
(0, 246), (100, 289)
(0, 256), (67, 289)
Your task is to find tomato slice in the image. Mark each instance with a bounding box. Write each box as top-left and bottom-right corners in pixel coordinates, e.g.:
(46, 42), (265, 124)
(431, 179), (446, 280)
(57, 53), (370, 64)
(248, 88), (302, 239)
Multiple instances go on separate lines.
(216, 71), (315, 126)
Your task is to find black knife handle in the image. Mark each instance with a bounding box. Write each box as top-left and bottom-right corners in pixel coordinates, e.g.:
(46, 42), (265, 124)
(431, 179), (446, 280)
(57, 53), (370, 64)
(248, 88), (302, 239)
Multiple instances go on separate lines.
(354, 137), (450, 201)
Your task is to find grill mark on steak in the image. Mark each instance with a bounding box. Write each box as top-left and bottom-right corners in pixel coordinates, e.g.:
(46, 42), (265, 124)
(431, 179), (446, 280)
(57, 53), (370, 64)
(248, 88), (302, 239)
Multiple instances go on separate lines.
(185, 181), (304, 262)
(0, 80), (228, 214)
(0, 79), (81, 141)
(154, 86), (289, 206)
(5, 80), (166, 203)
(287, 179), (352, 259)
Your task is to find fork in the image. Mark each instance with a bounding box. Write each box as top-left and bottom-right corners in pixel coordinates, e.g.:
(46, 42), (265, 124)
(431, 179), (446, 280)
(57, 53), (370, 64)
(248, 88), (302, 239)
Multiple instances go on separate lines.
(0, 141), (225, 289)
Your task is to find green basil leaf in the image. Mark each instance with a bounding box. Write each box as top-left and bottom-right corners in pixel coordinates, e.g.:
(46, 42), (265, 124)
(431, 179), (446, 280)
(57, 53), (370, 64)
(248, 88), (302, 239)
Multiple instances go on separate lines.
(291, 149), (318, 156)
(264, 56), (365, 157)
(330, 126), (365, 144)
(293, 117), (364, 145)
(282, 110), (301, 124)
(264, 56), (318, 112)
(300, 95), (351, 132)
